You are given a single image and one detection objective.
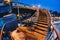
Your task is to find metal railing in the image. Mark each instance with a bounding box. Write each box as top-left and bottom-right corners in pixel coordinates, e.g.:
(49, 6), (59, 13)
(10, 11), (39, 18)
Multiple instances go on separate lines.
(0, 19), (17, 40)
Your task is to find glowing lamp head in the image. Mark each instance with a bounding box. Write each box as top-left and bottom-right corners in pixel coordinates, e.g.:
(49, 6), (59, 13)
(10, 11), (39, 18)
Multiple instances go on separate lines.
(4, 0), (11, 5)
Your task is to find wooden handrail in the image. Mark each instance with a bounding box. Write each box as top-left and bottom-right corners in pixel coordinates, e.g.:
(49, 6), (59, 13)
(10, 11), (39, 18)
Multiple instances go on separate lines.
(51, 23), (60, 40)
(42, 9), (60, 40)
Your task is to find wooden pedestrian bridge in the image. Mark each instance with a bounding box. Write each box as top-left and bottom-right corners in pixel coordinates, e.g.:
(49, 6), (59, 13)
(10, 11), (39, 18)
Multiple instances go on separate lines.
(0, 2), (60, 40)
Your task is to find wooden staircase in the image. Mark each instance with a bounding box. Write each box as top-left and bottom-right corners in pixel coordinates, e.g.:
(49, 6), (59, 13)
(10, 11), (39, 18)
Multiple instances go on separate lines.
(18, 10), (50, 40)
(18, 19), (49, 40)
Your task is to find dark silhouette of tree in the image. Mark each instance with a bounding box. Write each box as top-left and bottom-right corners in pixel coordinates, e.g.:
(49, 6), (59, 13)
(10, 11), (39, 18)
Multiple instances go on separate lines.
(49, 10), (60, 17)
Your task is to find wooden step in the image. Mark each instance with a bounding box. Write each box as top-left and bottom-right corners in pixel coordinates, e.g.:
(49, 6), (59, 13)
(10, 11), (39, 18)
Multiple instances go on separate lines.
(37, 24), (48, 27)
(32, 24), (48, 28)
(38, 20), (47, 22)
(34, 22), (48, 25)
(33, 26), (48, 31)
(33, 26), (48, 32)
(31, 28), (47, 36)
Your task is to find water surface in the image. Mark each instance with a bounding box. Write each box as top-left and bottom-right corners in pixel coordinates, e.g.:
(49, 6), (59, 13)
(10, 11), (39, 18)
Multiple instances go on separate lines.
(54, 21), (60, 34)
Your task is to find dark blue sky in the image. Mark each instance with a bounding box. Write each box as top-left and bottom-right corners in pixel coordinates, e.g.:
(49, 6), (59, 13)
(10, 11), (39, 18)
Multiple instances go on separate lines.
(13, 0), (60, 12)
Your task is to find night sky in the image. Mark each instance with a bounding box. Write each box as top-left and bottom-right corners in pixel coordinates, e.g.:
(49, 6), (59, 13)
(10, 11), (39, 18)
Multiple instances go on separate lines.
(12, 0), (60, 12)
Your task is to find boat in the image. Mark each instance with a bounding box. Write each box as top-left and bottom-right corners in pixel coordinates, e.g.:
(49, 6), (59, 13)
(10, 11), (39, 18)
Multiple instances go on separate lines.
(0, 0), (60, 40)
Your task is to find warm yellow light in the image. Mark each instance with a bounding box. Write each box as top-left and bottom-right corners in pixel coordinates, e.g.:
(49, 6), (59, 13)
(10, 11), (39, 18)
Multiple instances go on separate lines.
(7, 0), (11, 3)
(4, 0), (11, 2)
(4, 0), (11, 4)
